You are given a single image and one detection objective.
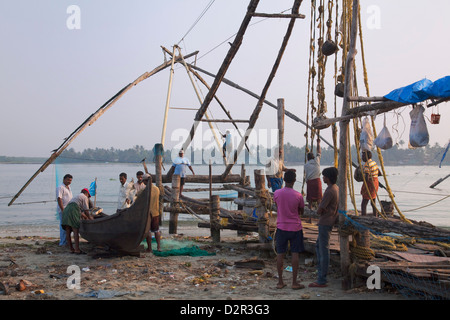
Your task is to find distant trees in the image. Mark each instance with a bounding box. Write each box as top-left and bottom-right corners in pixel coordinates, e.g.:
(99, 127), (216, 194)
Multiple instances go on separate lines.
(2, 142), (448, 166)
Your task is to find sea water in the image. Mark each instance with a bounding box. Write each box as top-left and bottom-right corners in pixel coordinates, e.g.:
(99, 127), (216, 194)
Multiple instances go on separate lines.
(0, 163), (449, 229)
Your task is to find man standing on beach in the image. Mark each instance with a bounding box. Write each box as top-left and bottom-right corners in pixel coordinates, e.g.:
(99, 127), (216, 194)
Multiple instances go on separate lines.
(360, 150), (381, 216)
(309, 167), (339, 288)
(133, 171), (145, 201)
(141, 174), (162, 252)
(117, 172), (134, 210)
(61, 188), (93, 254)
(273, 170), (305, 290)
(170, 149), (195, 197)
(56, 174), (73, 247)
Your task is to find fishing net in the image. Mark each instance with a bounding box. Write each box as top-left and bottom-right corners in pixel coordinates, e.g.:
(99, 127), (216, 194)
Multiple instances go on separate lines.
(142, 238), (216, 257)
(341, 211), (450, 300)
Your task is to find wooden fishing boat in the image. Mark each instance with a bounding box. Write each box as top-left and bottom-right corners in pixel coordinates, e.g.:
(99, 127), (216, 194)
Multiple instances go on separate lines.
(79, 184), (152, 254)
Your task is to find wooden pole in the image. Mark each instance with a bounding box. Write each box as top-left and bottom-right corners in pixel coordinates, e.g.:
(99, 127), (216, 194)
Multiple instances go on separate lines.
(169, 174), (181, 234)
(176, 46), (225, 157)
(237, 164), (249, 236)
(161, 46), (177, 146)
(210, 195), (221, 242)
(155, 147), (164, 226)
(277, 98), (285, 169)
(338, 0), (359, 290)
(254, 169), (269, 243)
(209, 160), (212, 199)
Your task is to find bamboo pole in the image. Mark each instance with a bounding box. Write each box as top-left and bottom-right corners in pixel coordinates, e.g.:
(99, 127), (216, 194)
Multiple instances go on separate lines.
(175, 46), (224, 158)
(338, 0), (359, 290)
(161, 46), (177, 146)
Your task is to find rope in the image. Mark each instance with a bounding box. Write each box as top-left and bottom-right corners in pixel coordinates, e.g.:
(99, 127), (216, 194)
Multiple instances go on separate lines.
(177, 0), (216, 45)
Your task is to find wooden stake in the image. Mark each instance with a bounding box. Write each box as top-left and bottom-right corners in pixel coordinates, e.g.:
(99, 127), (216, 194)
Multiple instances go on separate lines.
(254, 169), (269, 243)
(169, 174), (181, 234)
(277, 98), (285, 169)
(338, 0), (359, 290)
(210, 195), (221, 242)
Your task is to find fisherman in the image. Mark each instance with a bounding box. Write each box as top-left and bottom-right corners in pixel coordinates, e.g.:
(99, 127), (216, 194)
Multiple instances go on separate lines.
(117, 172), (134, 210)
(170, 149), (195, 197)
(265, 147), (295, 192)
(221, 130), (233, 160)
(56, 174), (73, 247)
(61, 188), (93, 254)
(304, 138), (323, 209)
(133, 171), (145, 201)
(360, 150), (382, 217)
(273, 170), (305, 290)
(140, 174), (161, 252)
(309, 166), (339, 288)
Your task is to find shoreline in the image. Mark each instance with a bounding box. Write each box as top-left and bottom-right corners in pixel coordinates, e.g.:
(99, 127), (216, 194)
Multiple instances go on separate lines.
(0, 222), (408, 301)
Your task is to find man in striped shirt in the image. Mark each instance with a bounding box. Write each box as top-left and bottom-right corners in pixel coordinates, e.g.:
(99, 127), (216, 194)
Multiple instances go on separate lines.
(360, 150), (382, 216)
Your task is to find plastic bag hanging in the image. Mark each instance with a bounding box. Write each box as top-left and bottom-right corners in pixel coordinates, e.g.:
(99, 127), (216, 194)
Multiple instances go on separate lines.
(360, 117), (374, 151)
(374, 114), (393, 150)
(409, 104), (429, 147)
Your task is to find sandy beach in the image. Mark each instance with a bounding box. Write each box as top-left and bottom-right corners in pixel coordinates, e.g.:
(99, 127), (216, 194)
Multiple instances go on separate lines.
(0, 223), (407, 303)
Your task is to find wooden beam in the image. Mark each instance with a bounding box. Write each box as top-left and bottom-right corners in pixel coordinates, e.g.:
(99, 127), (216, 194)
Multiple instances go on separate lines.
(200, 119), (249, 123)
(313, 100), (407, 128)
(348, 96), (388, 102)
(252, 12), (305, 19)
(154, 173), (242, 184)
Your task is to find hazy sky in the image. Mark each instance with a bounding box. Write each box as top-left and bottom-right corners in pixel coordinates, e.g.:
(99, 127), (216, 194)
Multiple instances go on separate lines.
(1, 0), (449, 158)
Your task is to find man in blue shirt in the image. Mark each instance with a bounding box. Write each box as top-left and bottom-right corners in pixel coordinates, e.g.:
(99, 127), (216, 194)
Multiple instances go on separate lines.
(171, 149), (195, 196)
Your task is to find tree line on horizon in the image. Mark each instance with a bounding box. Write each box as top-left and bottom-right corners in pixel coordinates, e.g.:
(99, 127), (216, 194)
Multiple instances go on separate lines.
(1, 140), (448, 166)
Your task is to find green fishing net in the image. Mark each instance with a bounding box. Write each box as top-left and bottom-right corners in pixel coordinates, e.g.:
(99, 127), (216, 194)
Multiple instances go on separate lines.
(142, 238), (216, 257)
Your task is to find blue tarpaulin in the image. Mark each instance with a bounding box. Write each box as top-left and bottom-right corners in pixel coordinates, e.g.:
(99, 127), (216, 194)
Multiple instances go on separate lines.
(424, 76), (450, 98)
(384, 76), (450, 104)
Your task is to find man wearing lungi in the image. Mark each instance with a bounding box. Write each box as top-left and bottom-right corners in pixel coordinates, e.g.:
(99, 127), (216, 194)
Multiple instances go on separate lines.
(304, 139), (323, 209)
(360, 150), (382, 216)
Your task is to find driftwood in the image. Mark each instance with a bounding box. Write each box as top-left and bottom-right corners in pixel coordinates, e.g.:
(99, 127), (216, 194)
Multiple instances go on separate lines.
(234, 257), (266, 270)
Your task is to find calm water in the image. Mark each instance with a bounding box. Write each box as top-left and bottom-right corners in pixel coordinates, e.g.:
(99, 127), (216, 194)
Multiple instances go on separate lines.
(0, 163), (449, 228)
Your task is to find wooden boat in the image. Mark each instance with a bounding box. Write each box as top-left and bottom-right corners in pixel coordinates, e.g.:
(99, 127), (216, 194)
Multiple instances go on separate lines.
(80, 184), (152, 254)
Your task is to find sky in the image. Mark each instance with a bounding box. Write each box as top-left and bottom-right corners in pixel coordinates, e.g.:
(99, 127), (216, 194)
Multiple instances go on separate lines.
(1, 0), (449, 158)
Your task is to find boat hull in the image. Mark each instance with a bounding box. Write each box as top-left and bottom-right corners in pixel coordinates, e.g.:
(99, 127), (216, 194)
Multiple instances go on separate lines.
(80, 184), (152, 253)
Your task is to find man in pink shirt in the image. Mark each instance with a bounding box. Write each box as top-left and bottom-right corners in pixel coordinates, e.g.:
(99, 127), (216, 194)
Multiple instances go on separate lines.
(273, 170), (305, 290)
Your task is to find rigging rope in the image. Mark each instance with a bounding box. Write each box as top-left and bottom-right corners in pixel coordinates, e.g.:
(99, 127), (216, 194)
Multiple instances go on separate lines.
(177, 0), (217, 45)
